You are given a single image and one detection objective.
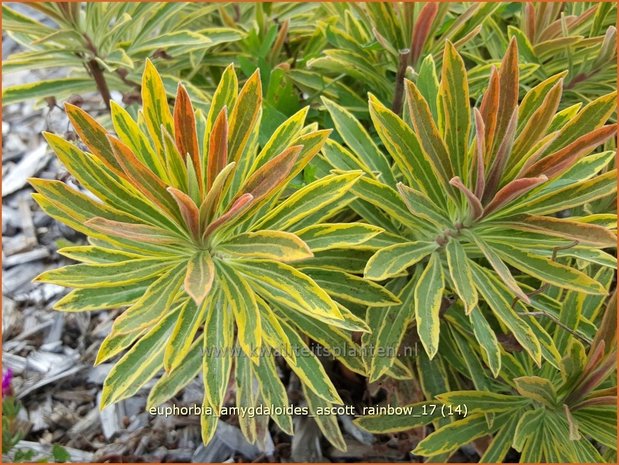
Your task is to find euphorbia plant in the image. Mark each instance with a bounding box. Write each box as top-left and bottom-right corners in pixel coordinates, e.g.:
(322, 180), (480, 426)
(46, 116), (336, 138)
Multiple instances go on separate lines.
(322, 38), (617, 381)
(30, 61), (398, 446)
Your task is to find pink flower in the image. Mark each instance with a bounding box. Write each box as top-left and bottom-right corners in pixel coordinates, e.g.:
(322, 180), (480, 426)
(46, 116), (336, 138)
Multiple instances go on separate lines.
(2, 368), (13, 396)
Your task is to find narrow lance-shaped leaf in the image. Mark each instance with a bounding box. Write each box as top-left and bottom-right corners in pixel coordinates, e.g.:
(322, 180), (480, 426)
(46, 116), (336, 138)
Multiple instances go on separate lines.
(410, 3), (438, 65)
(445, 239), (478, 314)
(449, 176), (483, 220)
(173, 83), (202, 189)
(483, 175), (548, 217)
(164, 298), (210, 372)
(203, 193), (254, 240)
(466, 232), (530, 303)
(489, 241), (607, 295)
(414, 252), (445, 359)
(480, 67), (499, 159)
(511, 79), (563, 162)
(490, 38), (519, 158)
(364, 241), (439, 281)
(439, 41), (470, 178)
(509, 215), (617, 248)
(199, 162), (236, 227)
(228, 70), (262, 163)
(473, 108), (486, 198)
(523, 124), (617, 179)
(405, 79), (453, 179)
(216, 262), (262, 362)
(484, 106), (518, 200)
(100, 306), (180, 408)
(234, 259), (343, 322)
(217, 230), (313, 262)
(85, 217), (183, 245)
(240, 145), (302, 202)
(107, 135), (181, 223)
(65, 103), (124, 176)
(142, 59), (174, 153)
(203, 291), (234, 413)
(110, 264), (186, 335)
(167, 187), (200, 239)
(368, 93), (448, 208)
(206, 107), (228, 191)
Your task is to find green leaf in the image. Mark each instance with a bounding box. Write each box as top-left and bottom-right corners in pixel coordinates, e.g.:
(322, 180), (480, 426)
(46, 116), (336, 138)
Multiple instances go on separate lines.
(413, 413), (493, 456)
(436, 391), (530, 412)
(364, 241), (438, 281)
(489, 241), (607, 295)
(355, 401), (442, 433)
(445, 240), (478, 313)
(35, 259), (176, 288)
(438, 41), (470, 179)
(468, 308), (502, 377)
(234, 259), (343, 323)
(110, 264), (185, 334)
(414, 253), (445, 359)
(366, 276), (417, 381)
(256, 172), (362, 231)
(301, 267), (400, 307)
(100, 305), (180, 408)
(183, 251), (215, 305)
(278, 319), (342, 404)
(302, 384), (346, 452)
(217, 262), (262, 362)
(514, 376), (557, 407)
(54, 282), (151, 312)
(295, 223), (383, 252)
(470, 262), (542, 365)
(322, 97), (396, 186)
(218, 230), (313, 262)
(164, 298), (210, 372)
(148, 339), (201, 408)
(2, 78), (95, 105)
(368, 93), (447, 208)
(252, 355), (293, 434)
(202, 291), (234, 413)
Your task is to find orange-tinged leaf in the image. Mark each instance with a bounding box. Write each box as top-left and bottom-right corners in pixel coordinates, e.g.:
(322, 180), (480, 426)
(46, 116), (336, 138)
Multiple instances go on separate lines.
(107, 135), (180, 222)
(511, 80), (563, 161)
(173, 83), (201, 188)
(411, 3), (438, 65)
(167, 187), (200, 239)
(142, 59), (174, 153)
(241, 145), (302, 201)
(491, 38), (519, 156)
(85, 217), (180, 244)
(203, 193), (253, 239)
(207, 107), (228, 191)
(480, 67), (499, 160)
(523, 124), (617, 179)
(65, 102), (124, 176)
(449, 176), (483, 220)
(199, 162), (236, 228)
(184, 251), (215, 305)
(484, 107), (518, 200)
(484, 175), (548, 216)
(229, 70), (262, 162)
(405, 79), (453, 179)
(473, 109), (486, 198)
(511, 215), (617, 247)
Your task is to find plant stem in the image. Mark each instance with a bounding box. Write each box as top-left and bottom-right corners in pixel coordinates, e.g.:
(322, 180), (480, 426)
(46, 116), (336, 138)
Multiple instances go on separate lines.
(87, 59), (112, 110)
(391, 49), (410, 116)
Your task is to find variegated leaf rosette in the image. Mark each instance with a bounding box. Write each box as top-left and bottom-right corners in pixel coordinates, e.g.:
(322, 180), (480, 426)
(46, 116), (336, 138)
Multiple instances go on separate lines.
(30, 61), (399, 447)
(323, 38), (617, 382)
